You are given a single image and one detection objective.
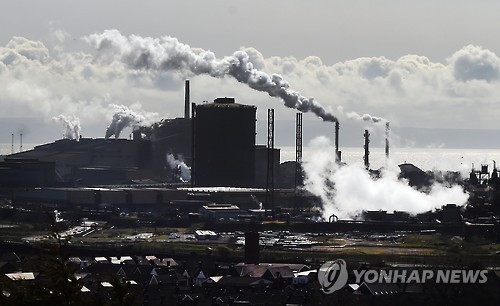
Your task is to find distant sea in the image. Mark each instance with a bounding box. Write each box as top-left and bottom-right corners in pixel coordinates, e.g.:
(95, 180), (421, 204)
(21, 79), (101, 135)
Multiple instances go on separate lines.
(0, 143), (37, 156)
(2, 143), (500, 174)
(280, 146), (500, 173)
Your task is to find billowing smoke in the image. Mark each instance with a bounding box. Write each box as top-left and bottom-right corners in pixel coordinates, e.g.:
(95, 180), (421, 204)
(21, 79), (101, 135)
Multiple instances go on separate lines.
(166, 154), (191, 182)
(85, 30), (338, 122)
(105, 104), (157, 139)
(303, 136), (469, 220)
(52, 115), (81, 140)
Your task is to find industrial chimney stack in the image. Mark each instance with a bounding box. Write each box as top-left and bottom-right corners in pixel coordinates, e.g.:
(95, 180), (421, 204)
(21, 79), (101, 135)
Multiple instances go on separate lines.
(335, 121), (341, 163)
(385, 122), (390, 159)
(184, 80), (190, 119)
(364, 129), (370, 170)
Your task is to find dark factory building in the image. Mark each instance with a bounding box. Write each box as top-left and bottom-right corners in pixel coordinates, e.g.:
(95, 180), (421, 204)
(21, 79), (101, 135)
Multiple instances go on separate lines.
(0, 158), (56, 187)
(193, 97), (257, 187)
(2, 93), (293, 189)
(5, 138), (153, 186)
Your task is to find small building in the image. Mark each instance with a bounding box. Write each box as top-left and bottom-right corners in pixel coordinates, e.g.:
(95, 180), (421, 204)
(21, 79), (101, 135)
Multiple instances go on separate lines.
(198, 204), (245, 220)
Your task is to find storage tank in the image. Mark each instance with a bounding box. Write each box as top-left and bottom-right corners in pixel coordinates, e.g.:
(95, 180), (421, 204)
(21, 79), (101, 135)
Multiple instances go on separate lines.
(193, 98), (256, 187)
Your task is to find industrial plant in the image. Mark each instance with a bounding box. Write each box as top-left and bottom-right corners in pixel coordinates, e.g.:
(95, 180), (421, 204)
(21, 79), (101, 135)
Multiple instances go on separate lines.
(1, 80), (500, 226)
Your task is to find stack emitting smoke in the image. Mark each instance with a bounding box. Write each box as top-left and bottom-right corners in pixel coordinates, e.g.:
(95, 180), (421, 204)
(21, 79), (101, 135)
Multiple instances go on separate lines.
(52, 115), (81, 140)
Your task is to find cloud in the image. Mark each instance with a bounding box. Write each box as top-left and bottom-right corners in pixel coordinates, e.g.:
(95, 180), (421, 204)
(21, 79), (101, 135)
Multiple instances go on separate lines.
(449, 45), (500, 82)
(1, 29), (500, 144)
(4, 36), (50, 63)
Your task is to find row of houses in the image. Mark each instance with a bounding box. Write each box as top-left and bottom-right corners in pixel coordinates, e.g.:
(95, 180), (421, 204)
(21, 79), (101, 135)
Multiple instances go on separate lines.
(2, 252), (500, 305)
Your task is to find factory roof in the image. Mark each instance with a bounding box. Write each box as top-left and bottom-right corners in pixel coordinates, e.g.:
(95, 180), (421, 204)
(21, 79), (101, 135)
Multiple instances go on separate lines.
(180, 187), (265, 193)
(195, 97), (256, 109)
(201, 204), (241, 211)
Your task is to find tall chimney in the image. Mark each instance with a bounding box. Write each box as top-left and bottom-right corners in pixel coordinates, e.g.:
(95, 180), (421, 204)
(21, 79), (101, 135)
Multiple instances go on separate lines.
(385, 122), (390, 159)
(335, 121), (341, 163)
(364, 130), (370, 170)
(184, 80), (190, 119)
(11, 133), (14, 154)
(191, 102), (196, 187)
(20, 133), (23, 152)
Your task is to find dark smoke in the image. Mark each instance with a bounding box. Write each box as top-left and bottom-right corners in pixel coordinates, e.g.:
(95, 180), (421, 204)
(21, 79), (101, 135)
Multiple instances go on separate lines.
(85, 30), (338, 122)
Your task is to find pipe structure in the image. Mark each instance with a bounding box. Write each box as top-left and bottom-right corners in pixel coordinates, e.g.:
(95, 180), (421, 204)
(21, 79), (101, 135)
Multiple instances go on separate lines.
(11, 133), (14, 154)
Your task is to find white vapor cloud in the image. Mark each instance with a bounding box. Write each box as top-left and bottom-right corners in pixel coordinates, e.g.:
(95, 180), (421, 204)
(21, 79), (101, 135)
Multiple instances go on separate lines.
(166, 153), (191, 182)
(302, 136), (469, 220)
(84, 30), (339, 122)
(52, 114), (81, 140)
(104, 104), (159, 139)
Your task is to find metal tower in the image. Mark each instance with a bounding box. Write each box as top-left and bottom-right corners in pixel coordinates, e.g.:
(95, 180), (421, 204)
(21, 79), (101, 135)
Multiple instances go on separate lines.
(266, 109), (275, 219)
(295, 113), (303, 188)
(294, 113), (303, 211)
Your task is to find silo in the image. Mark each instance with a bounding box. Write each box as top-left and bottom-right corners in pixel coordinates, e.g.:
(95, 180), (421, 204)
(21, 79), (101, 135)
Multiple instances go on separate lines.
(194, 97), (256, 187)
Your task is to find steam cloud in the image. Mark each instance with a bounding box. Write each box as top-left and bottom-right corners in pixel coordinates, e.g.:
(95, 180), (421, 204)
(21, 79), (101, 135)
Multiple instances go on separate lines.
(105, 104), (157, 139)
(52, 115), (81, 140)
(166, 154), (191, 182)
(85, 30), (339, 122)
(303, 136), (469, 220)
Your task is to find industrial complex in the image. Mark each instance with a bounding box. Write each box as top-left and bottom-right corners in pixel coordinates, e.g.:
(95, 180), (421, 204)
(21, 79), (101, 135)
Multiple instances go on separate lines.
(1, 79), (500, 230)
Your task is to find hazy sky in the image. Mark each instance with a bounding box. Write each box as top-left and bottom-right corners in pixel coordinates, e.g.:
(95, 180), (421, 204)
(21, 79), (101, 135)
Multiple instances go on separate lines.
(1, 0), (500, 148)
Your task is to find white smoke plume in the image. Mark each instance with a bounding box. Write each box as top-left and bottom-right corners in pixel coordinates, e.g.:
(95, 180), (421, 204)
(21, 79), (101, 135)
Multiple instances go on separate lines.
(84, 30), (339, 122)
(303, 136), (469, 220)
(336, 106), (386, 124)
(52, 114), (81, 140)
(105, 104), (158, 139)
(166, 153), (191, 182)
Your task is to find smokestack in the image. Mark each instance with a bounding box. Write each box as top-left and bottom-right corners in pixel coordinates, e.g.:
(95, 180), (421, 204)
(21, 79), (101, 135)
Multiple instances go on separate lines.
(191, 102), (196, 187)
(184, 80), (190, 119)
(20, 133), (23, 152)
(385, 122), (390, 159)
(11, 134), (14, 154)
(364, 130), (370, 170)
(335, 121), (341, 163)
